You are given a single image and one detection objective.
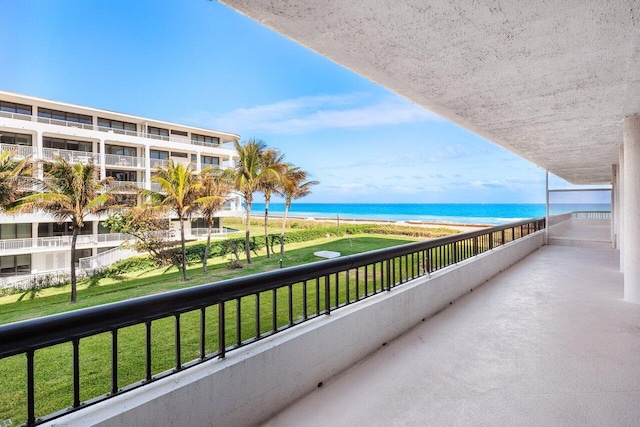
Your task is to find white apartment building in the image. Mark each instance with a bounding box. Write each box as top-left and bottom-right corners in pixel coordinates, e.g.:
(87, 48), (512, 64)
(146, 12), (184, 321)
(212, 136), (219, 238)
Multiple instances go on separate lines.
(0, 90), (243, 278)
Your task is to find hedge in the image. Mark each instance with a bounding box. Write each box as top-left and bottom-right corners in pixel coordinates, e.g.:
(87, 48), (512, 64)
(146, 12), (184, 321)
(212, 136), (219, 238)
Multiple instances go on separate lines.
(103, 224), (460, 276)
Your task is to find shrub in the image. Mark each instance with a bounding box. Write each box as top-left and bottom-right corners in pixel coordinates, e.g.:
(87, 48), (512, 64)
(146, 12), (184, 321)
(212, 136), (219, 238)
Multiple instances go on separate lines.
(104, 255), (158, 275)
(226, 259), (243, 269)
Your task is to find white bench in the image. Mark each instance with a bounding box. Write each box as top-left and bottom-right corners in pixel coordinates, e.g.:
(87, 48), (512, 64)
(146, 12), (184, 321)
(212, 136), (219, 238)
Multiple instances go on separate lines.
(314, 250), (341, 259)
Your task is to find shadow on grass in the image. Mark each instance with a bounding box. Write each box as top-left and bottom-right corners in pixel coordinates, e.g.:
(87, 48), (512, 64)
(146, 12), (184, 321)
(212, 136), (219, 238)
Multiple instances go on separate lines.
(16, 288), (45, 302)
(86, 276), (102, 289)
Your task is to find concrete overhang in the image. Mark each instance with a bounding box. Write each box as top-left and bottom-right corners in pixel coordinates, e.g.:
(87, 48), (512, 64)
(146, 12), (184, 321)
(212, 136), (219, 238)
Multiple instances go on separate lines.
(220, 1), (640, 184)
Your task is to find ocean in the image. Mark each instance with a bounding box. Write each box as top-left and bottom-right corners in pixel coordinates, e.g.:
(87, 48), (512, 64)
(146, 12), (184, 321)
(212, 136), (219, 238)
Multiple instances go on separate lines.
(251, 203), (611, 226)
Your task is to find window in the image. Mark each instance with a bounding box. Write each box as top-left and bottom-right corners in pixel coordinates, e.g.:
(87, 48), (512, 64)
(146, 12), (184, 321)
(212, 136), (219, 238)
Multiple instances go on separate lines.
(0, 223), (31, 240)
(150, 150), (169, 159)
(0, 255), (31, 276)
(98, 117), (137, 132)
(38, 108), (92, 124)
(106, 145), (137, 157)
(98, 223), (110, 234)
(106, 170), (137, 182)
(0, 132), (32, 146)
(0, 101), (32, 115)
(171, 130), (188, 137)
(202, 156), (220, 166)
(191, 134), (219, 145)
(150, 150), (169, 167)
(191, 218), (220, 229)
(38, 222), (92, 237)
(74, 249), (92, 266)
(148, 126), (169, 136)
(170, 151), (188, 158)
(43, 137), (92, 152)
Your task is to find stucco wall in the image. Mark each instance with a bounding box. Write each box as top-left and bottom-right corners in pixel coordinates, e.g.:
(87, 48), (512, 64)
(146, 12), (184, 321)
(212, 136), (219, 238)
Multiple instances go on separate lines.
(48, 231), (545, 427)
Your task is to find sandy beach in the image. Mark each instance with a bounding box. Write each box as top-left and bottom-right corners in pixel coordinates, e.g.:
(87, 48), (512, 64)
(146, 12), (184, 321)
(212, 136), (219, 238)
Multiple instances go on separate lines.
(253, 215), (491, 233)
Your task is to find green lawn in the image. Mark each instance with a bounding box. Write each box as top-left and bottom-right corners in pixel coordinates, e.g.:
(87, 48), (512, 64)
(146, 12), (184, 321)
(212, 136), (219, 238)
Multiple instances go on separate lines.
(0, 234), (417, 424)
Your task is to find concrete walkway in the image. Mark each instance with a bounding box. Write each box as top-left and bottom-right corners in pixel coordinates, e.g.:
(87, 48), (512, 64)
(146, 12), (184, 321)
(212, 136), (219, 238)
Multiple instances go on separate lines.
(549, 219), (612, 249)
(264, 245), (640, 426)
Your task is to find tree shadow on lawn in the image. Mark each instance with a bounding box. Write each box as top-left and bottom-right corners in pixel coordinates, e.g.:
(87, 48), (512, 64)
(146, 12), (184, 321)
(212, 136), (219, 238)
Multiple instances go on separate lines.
(16, 288), (44, 302)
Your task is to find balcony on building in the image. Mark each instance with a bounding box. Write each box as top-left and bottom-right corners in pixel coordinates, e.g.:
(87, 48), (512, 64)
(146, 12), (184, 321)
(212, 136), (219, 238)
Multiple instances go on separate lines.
(2, 212), (633, 427)
(0, 96), (240, 151)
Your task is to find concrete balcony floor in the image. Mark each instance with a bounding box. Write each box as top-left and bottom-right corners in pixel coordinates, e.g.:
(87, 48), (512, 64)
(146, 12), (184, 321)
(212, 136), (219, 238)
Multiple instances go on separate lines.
(264, 244), (640, 426)
(549, 218), (613, 249)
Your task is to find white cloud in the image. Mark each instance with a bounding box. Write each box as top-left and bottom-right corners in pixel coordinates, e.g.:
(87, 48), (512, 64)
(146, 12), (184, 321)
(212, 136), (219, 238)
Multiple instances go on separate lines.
(201, 93), (440, 134)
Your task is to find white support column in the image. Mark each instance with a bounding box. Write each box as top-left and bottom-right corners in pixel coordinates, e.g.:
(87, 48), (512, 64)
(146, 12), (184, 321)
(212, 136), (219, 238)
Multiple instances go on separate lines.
(32, 222), (39, 252)
(34, 132), (44, 180)
(99, 138), (106, 179)
(145, 145), (151, 190)
(619, 144), (625, 271)
(196, 151), (202, 172)
(92, 220), (99, 242)
(611, 164), (618, 248)
(622, 115), (639, 303)
(545, 170), (549, 245)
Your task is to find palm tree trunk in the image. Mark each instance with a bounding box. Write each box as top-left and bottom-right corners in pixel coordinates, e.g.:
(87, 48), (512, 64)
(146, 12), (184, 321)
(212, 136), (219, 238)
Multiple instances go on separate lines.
(245, 203), (252, 264)
(204, 221), (212, 274)
(264, 196), (271, 258)
(280, 201), (290, 255)
(70, 227), (78, 303)
(180, 216), (190, 280)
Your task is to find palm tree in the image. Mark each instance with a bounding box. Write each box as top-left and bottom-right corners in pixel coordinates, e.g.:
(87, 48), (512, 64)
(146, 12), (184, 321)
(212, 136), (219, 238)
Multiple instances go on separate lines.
(257, 148), (285, 258)
(13, 158), (115, 302)
(195, 169), (233, 273)
(278, 165), (318, 255)
(145, 159), (203, 280)
(0, 148), (31, 211)
(233, 139), (281, 264)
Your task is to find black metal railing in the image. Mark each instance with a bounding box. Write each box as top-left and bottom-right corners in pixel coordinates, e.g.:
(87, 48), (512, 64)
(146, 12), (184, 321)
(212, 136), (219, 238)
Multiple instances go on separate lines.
(0, 217), (545, 426)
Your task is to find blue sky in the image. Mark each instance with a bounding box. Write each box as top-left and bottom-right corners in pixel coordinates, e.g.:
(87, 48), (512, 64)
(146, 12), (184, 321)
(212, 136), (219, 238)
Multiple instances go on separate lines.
(0, 0), (591, 204)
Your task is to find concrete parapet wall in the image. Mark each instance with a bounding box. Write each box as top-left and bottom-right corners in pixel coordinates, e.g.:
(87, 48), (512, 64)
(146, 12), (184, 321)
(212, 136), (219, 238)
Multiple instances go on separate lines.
(48, 232), (545, 427)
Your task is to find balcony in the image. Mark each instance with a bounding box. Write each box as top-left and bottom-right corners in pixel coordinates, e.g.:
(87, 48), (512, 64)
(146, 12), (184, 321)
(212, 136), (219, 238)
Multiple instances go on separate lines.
(190, 139), (221, 148)
(1, 215), (636, 426)
(0, 218), (544, 425)
(42, 148), (99, 165)
(0, 143), (36, 158)
(0, 110), (233, 150)
(149, 157), (191, 170)
(104, 153), (145, 168)
(267, 235), (636, 426)
(0, 233), (130, 254)
(106, 180), (145, 192)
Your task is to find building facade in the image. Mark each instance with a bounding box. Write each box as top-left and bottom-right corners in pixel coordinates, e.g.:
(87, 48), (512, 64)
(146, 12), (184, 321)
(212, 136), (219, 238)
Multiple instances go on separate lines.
(0, 90), (243, 278)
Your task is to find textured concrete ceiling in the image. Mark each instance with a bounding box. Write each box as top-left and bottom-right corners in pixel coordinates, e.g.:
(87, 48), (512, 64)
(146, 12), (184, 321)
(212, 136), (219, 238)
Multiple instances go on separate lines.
(221, 0), (640, 184)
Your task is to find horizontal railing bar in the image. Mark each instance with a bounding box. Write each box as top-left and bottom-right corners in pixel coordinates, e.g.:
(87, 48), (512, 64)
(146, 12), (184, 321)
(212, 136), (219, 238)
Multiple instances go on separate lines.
(0, 216), (545, 358)
(547, 188), (611, 192)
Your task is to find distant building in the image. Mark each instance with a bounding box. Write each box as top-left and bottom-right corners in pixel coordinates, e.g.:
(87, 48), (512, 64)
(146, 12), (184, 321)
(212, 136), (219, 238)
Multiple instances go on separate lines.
(0, 90), (243, 279)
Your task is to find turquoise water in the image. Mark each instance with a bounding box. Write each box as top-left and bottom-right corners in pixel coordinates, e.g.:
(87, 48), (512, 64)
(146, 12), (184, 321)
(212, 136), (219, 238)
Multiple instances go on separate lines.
(252, 203), (611, 225)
